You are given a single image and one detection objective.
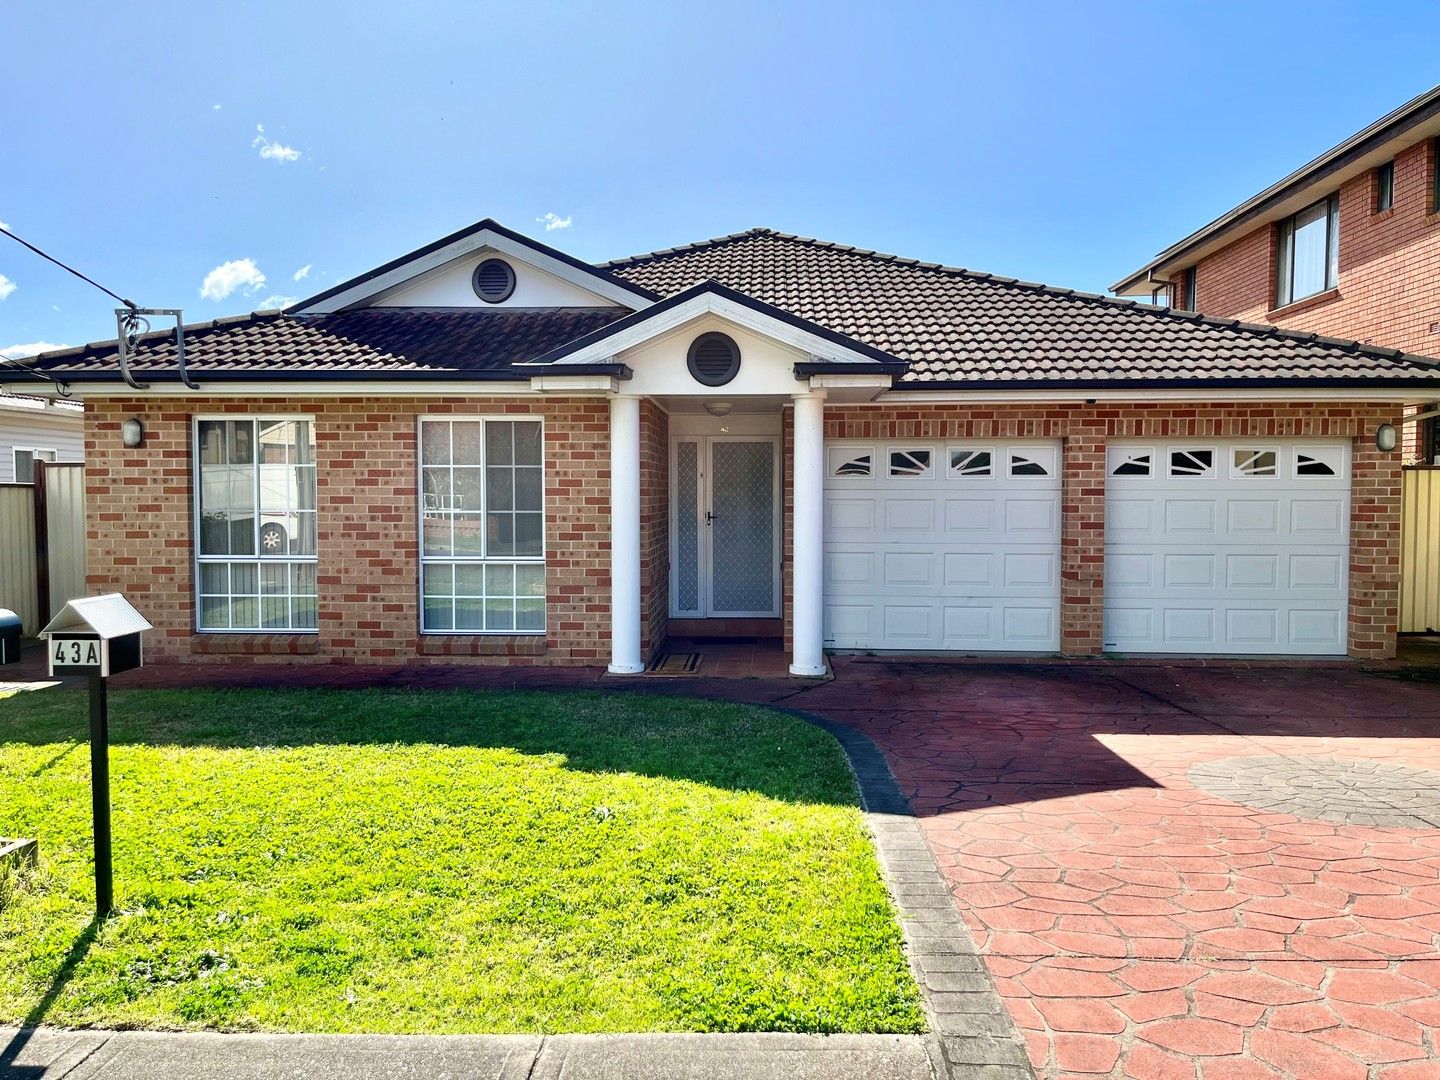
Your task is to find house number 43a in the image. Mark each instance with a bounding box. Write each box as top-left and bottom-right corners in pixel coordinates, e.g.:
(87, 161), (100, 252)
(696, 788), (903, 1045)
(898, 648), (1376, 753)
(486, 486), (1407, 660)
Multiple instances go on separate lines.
(53, 639), (100, 666)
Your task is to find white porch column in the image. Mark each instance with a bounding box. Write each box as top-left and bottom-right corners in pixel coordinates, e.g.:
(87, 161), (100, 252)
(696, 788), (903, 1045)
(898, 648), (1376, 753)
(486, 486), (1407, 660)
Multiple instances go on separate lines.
(790, 390), (827, 676)
(608, 394), (645, 674)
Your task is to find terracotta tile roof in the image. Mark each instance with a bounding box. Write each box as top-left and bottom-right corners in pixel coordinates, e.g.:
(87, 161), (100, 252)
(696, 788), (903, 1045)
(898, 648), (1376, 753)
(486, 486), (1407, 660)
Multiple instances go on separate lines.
(603, 228), (1440, 384)
(15, 226), (1439, 389)
(20, 308), (629, 379)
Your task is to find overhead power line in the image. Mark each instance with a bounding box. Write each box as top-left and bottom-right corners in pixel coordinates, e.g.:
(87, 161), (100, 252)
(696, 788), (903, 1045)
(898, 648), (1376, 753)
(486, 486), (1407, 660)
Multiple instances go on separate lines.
(0, 224), (136, 309)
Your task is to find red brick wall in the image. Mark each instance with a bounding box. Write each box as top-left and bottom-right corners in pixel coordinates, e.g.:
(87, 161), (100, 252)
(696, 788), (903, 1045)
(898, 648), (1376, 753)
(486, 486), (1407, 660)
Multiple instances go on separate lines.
(821, 400), (1404, 660)
(84, 396), (610, 665)
(1192, 139), (1440, 358)
(639, 400), (669, 659)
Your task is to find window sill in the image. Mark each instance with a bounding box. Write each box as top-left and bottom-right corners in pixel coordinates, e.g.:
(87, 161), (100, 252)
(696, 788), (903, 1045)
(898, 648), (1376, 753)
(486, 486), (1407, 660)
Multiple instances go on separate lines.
(192, 633), (321, 656)
(418, 635), (548, 658)
(1268, 288), (1340, 320)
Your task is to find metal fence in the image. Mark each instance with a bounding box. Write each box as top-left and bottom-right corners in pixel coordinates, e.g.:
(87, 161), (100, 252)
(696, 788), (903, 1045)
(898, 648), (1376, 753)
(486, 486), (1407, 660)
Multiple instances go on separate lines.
(1401, 466), (1440, 633)
(0, 461), (86, 635)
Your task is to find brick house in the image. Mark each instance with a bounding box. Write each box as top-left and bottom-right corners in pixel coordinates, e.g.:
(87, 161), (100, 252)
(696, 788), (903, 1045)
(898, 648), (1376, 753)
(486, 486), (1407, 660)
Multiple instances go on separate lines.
(13, 219), (1440, 667)
(1114, 83), (1440, 459)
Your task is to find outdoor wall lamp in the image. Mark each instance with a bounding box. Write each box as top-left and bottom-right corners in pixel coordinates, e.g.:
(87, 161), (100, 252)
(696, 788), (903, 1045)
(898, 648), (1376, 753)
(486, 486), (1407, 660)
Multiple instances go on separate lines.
(1376, 407), (1440, 453)
(121, 417), (145, 448)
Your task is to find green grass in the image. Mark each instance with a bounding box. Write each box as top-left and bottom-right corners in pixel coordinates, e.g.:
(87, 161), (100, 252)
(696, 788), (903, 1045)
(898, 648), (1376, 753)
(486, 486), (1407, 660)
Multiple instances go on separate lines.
(0, 687), (923, 1035)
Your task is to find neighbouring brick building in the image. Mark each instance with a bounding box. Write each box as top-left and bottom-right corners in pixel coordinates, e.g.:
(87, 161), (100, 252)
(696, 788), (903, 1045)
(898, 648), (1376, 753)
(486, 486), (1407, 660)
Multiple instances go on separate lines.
(9, 218), (1440, 668)
(1115, 83), (1440, 460)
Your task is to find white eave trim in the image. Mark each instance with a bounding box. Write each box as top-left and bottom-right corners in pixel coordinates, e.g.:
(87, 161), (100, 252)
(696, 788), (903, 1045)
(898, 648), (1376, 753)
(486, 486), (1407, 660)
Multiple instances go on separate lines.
(290, 228), (656, 314)
(22, 380), (542, 398)
(529, 374), (620, 394)
(876, 386), (1436, 404)
(529, 291), (891, 369)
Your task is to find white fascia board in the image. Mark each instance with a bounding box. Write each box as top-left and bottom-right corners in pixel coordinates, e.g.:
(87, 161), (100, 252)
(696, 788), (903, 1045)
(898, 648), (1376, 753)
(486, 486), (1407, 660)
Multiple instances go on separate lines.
(31, 380), (540, 398)
(540, 292), (888, 368)
(292, 229), (655, 314)
(528, 374), (619, 394)
(807, 373), (894, 390)
(873, 386), (1433, 405)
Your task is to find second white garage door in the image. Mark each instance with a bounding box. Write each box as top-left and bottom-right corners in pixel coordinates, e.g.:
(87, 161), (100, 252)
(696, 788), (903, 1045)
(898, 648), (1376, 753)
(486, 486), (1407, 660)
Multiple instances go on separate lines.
(1103, 440), (1351, 655)
(823, 441), (1062, 651)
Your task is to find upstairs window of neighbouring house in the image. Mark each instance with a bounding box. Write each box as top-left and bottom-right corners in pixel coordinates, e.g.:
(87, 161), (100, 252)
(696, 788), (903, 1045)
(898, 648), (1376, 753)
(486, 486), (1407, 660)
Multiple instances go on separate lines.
(420, 417), (545, 634)
(1181, 267), (1197, 311)
(12, 447), (57, 483)
(1276, 194), (1339, 307)
(1376, 161), (1395, 212)
(195, 417), (317, 631)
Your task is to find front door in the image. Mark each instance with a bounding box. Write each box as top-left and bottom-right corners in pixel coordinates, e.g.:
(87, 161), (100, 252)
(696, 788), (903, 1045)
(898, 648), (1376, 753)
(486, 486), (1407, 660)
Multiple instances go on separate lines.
(670, 436), (780, 617)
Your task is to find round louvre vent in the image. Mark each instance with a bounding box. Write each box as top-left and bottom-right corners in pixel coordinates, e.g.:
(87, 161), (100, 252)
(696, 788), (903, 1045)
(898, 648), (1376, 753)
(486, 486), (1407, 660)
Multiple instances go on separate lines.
(471, 258), (516, 303)
(687, 332), (741, 387)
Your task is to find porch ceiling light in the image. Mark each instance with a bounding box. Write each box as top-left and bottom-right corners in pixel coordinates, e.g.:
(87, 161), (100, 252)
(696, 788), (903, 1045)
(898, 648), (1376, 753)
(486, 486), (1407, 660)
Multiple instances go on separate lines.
(704, 401), (734, 417)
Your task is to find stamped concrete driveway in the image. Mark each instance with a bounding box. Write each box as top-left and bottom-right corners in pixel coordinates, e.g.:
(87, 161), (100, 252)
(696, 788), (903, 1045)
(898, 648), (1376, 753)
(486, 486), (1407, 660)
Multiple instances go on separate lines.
(804, 661), (1440, 1080)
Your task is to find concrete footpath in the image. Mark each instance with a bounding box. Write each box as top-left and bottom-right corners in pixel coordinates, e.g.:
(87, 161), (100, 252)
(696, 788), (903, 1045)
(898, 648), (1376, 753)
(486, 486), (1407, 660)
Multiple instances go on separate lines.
(0, 1029), (937, 1079)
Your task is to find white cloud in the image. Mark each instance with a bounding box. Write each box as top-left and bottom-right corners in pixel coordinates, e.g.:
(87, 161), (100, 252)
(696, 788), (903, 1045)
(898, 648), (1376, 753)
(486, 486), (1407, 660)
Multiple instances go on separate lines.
(255, 294), (297, 311)
(1, 341), (69, 360)
(201, 258), (266, 301)
(252, 124), (301, 163)
(212, 104), (222, 111)
(0, 274), (14, 301)
(538, 212), (573, 232)
(293, 264), (312, 282)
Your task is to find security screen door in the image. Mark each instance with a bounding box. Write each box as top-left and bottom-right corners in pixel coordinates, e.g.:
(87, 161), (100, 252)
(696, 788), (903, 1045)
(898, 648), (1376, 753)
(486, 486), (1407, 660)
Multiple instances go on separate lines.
(671, 437), (779, 617)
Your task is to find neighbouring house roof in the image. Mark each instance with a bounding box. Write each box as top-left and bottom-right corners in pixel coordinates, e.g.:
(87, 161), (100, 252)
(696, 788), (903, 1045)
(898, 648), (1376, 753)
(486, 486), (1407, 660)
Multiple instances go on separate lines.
(11, 222), (1440, 391)
(1113, 83), (1440, 294)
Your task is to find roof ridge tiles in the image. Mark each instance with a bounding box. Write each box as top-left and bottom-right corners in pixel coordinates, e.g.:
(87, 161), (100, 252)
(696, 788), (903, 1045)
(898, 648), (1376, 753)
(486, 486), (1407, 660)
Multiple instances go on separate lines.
(598, 227), (775, 268)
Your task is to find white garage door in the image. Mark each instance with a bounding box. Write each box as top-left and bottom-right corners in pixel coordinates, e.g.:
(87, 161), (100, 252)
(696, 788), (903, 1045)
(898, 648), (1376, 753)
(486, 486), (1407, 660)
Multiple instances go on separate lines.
(1104, 441), (1350, 655)
(823, 441), (1062, 651)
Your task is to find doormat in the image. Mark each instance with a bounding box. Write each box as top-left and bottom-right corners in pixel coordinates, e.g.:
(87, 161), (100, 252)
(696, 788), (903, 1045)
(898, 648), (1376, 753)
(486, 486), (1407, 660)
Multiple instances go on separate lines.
(646, 652), (703, 676)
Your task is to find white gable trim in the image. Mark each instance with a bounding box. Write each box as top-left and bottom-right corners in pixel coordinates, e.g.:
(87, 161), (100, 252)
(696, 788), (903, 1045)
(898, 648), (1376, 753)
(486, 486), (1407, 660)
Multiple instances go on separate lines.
(525, 291), (892, 369)
(291, 227), (656, 314)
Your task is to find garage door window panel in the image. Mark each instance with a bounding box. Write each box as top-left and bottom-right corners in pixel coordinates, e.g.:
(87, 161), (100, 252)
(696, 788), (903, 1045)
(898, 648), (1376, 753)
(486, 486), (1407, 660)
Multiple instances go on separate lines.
(1110, 450), (1153, 477)
(1295, 448), (1342, 477)
(1168, 449), (1215, 478)
(1008, 449), (1054, 477)
(889, 448), (933, 477)
(948, 449), (993, 477)
(1233, 449), (1279, 478)
(829, 448), (873, 478)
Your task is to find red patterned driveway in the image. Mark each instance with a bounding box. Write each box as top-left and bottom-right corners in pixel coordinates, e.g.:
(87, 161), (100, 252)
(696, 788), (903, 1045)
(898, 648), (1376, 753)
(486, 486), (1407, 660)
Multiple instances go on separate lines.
(805, 661), (1440, 1080)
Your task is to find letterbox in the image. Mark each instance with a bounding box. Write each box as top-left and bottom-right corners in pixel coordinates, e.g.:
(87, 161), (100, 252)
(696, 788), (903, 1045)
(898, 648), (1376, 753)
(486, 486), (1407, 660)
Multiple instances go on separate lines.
(0, 608), (21, 666)
(40, 594), (152, 678)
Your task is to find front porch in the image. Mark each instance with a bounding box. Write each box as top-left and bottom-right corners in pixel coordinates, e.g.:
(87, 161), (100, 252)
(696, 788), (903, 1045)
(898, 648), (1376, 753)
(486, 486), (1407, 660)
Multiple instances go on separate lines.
(606, 390), (830, 678)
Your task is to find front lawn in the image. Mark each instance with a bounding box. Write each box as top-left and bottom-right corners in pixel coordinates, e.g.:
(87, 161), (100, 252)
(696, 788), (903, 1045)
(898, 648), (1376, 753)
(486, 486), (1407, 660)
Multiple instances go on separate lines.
(0, 687), (923, 1034)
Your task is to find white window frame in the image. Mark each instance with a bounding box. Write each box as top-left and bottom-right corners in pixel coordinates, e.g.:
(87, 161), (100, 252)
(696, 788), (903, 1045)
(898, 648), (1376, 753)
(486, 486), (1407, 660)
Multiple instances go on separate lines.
(192, 415), (319, 634)
(12, 447), (58, 484)
(417, 415), (547, 636)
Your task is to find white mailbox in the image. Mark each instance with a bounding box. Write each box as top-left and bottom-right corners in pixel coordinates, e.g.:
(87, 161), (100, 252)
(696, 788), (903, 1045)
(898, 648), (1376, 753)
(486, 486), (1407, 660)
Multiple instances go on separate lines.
(40, 594), (152, 678)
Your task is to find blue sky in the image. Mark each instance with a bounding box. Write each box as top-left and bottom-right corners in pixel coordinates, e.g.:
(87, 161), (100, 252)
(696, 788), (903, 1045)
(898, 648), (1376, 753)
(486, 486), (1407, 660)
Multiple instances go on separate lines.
(3, 1), (1439, 360)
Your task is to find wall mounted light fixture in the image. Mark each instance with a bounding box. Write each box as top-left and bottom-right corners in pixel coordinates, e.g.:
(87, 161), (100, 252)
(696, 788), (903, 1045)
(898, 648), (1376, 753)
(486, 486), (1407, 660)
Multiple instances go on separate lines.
(121, 418), (145, 448)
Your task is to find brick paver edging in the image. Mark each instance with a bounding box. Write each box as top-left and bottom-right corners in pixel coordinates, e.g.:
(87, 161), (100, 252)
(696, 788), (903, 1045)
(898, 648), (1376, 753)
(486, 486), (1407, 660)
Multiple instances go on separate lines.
(793, 710), (1034, 1080)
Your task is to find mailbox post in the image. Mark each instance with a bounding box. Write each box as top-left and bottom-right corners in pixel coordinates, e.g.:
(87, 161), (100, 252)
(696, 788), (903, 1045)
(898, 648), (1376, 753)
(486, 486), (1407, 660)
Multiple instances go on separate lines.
(39, 594), (151, 918)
